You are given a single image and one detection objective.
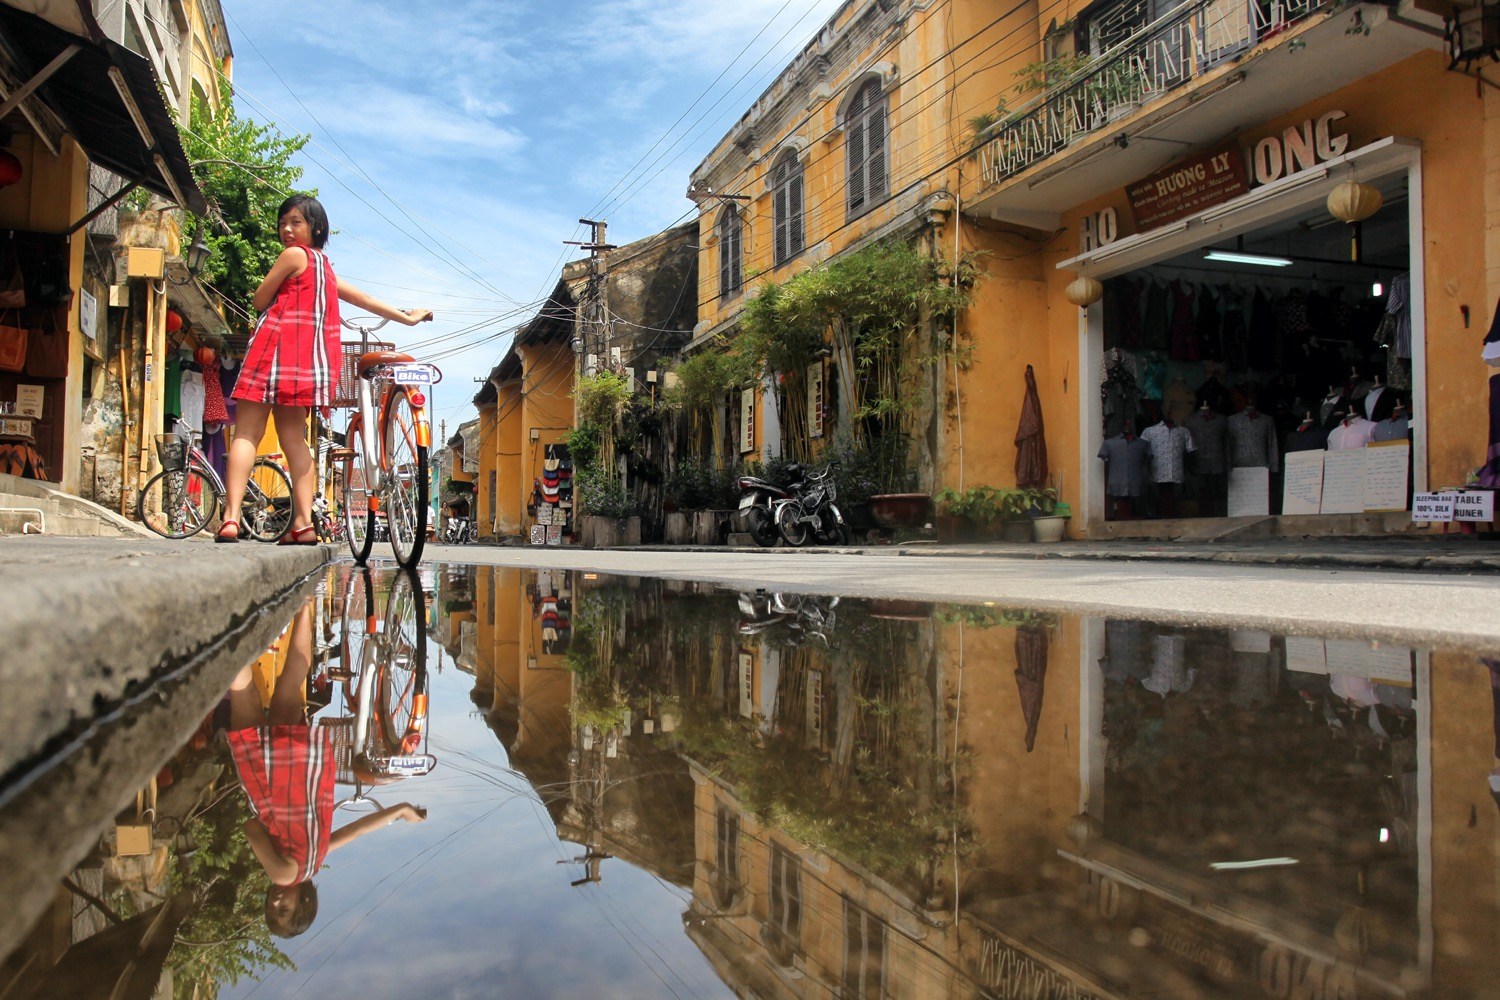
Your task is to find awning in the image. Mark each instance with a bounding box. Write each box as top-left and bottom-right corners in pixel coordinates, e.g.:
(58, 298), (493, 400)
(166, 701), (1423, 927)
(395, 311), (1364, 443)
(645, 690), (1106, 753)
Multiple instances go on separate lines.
(0, 2), (206, 216)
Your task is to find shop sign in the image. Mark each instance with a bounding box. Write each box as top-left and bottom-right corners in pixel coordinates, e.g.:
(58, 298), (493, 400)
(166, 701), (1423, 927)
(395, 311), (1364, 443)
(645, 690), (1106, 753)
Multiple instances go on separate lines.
(1452, 490), (1496, 522)
(1249, 111), (1349, 187)
(1127, 141), (1249, 229)
(1411, 492), (1453, 521)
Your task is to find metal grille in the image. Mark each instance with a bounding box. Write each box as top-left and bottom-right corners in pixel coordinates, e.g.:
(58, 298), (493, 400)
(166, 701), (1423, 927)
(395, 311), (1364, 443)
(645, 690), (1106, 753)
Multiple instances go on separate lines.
(324, 716), (357, 784)
(333, 340), (394, 408)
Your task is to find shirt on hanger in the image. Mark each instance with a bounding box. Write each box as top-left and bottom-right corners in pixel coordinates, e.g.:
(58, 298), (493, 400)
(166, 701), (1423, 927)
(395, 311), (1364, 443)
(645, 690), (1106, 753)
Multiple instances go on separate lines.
(1327, 416), (1377, 450)
(1140, 421), (1196, 484)
(1184, 409), (1228, 474)
(1227, 410), (1280, 472)
(1097, 435), (1151, 497)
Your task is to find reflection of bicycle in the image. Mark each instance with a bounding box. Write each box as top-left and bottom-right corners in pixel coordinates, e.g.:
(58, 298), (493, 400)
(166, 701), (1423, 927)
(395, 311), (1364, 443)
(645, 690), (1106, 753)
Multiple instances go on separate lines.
(137, 439), (292, 541)
(329, 567), (435, 793)
(333, 316), (441, 568)
(737, 591), (838, 646)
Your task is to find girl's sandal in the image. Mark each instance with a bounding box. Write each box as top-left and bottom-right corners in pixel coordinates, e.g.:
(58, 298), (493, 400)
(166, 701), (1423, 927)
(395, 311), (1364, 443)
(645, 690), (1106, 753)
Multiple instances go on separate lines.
(278, 524), (320, 546)
(214, 521), (240, 543)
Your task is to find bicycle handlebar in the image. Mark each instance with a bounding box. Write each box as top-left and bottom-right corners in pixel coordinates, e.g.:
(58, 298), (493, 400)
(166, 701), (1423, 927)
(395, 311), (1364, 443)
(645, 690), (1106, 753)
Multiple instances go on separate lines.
(341, 316), (393, 332)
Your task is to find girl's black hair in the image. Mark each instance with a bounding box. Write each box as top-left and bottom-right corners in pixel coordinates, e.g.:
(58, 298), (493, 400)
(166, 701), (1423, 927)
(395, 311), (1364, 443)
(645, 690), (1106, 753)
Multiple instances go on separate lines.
(277, 194), (329, 249)
(265, 882), (319, 938)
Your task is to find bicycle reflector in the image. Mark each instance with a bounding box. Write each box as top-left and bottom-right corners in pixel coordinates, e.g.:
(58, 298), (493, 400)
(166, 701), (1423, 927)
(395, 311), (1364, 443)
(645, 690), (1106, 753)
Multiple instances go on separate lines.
(408, 392), (427, 408)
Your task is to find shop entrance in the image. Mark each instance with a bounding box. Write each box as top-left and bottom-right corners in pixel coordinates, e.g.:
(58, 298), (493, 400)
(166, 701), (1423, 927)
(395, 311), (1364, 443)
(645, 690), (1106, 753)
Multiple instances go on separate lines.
(1084, 157), (1417, 527)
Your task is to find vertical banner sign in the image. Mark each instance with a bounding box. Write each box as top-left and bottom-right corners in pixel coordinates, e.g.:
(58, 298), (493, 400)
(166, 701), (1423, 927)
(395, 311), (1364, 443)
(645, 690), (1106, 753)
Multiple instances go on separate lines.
(740, 387), (755, 454)
(807, 362), (824, 438)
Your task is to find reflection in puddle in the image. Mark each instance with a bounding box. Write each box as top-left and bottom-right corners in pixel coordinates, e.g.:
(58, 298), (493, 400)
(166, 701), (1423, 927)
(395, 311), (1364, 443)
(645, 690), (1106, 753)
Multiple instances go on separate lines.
(1, 564), (1496, 998)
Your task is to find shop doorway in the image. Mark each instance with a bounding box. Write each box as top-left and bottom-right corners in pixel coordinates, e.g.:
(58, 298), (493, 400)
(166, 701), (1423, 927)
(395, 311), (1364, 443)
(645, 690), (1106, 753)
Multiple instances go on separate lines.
(1087, 161), (1417, 526)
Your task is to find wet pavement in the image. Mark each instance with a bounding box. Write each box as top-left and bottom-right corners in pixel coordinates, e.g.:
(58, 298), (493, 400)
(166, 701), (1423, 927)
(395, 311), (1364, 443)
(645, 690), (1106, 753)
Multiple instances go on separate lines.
(1, 559), (1496, 998)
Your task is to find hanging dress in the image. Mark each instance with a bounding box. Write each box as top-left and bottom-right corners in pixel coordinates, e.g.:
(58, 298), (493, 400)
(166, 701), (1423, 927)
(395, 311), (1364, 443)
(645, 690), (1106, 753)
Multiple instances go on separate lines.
(233, 247), (342, 410)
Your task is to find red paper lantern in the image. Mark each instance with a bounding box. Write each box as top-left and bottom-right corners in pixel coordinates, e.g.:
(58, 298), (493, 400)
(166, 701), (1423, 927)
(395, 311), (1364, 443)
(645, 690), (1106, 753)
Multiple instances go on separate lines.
(0, 150), (22, 188)
(194, 345), (215, 366)
(165, 309), (183, 333)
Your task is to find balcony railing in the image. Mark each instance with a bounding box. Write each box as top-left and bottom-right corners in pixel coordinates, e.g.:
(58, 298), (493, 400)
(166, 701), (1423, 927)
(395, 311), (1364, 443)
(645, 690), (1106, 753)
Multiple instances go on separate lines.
(975, 0), (1336, 185)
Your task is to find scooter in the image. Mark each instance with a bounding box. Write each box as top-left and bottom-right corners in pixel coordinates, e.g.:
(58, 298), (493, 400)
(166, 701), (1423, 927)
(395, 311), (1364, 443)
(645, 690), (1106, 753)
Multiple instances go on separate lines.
(735, 463), (801, 548)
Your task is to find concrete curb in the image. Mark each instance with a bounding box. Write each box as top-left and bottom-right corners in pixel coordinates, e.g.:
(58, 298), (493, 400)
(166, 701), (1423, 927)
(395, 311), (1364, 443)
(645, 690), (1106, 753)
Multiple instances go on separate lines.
(516, 538), (1500, 574)
(0, 536), (333, 785)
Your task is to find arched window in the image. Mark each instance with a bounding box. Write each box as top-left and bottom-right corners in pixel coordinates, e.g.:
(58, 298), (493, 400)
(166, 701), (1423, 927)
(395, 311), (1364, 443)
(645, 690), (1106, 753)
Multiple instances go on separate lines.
(845, 79), (888, 219)
(772, 152), (805, 267)
(718, 206), (743, 299)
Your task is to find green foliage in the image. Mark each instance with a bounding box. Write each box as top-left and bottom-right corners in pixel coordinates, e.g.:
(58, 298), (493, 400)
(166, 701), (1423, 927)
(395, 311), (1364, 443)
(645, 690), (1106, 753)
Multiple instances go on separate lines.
(179, 80), (311, 327)
(166, 785), (293, 997)
(575, 462), (636, 518)
(664, 348), (757, 412)
(1013, 54), (1095, 97)
(665, 456), (742, 510)
(936, 485), (1002, 525)
(442, 478), (474, 496)
(821, 429), (917, 506)
(575, 371), (633, 426)
(935, 605), (1060, 629)
(566, 422), (602, 469)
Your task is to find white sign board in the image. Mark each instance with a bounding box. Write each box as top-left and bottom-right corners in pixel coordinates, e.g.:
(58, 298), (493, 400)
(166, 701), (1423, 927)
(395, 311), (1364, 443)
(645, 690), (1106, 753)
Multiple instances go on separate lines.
(1281, 450), (1324, 515)
(79, 288), (98, 341)
(1227, 467), (1269, 517)
(1362, 441), (1409, 512)
(1319, 449), (1366, 514)
(15, 384), (43, 419)
(1412, 493), (1454, 522)
(1453, 490), (1496, 522)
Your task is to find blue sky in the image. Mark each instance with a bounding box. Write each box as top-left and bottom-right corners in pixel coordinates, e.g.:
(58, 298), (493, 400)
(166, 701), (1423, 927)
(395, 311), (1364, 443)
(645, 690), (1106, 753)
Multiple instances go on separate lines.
(218, 0), (848, 432)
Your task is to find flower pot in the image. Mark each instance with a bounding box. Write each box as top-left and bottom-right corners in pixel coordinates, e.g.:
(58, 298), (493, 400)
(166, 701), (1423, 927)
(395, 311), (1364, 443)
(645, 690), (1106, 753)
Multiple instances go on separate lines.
(617, 515), (642, 547)
(843, 501), (879, 533)
(999, 519), (1032, 543)
(663, 511), (692, 544)
(582, 515), (616, 548)
(1031, 515), (1068, 543)
(868, 493), (933, 530)
(692, 510), (727, 545)
(935, 513), (973, 543)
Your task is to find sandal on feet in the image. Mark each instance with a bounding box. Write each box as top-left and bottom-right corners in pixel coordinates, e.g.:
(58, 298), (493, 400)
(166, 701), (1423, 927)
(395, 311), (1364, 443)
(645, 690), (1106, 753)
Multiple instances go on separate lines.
(214, 521), (240, 543)
(278, 524), (320, 546)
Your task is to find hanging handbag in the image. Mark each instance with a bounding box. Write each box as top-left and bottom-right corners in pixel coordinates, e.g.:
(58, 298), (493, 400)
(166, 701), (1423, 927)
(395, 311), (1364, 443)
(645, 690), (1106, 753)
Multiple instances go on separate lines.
(0, 309), (28, 373)
(24, 303), (68, 379)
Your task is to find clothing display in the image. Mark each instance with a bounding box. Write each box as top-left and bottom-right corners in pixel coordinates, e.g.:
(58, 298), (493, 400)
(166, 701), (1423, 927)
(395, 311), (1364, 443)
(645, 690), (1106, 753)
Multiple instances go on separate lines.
(1485, 295), (1500, 367)
(1481, 373), (1500, 488)
(180, 367), (205, 434)
(1184, 408), (1228, 474)
(1101, 348), (1142, 439)
(1327, 415), (1376, 450)
(1098, 434), (1151, 498)
(202, 357), (229, 425)
(1386, 272), (1412, 359)
(1140, 421), (1195, 484)
(1228, 410), (1279, 472)
(1162, 377), (1195, 423)
(1372, 413), (1411, 443)
(1286, 421), (1329, 453)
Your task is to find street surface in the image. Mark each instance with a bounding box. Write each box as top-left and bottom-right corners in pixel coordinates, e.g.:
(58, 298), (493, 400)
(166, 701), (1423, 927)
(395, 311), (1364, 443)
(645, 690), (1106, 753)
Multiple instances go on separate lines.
(425, 543), (1500, 651)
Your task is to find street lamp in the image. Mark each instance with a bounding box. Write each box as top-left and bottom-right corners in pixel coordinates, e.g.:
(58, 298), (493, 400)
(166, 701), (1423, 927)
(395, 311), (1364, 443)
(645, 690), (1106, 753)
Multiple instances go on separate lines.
(167, 236), (212, 285)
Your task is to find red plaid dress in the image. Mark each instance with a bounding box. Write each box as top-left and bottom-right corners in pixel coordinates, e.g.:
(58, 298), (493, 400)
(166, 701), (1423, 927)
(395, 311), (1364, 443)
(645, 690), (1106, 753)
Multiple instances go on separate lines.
(227, 723), (336, 883)
(232, 246), (341, 409)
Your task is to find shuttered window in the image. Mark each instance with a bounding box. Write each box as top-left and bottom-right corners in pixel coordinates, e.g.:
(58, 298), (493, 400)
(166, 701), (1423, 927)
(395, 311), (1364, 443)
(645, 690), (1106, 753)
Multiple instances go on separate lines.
(718, 207), (743, 299)
(845, 79), (889, 219)
(772, 153), (805, 267)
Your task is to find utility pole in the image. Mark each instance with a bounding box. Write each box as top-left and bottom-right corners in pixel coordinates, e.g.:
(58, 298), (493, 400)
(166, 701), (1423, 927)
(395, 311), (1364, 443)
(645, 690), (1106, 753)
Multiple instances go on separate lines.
(564, 218), (615, 371)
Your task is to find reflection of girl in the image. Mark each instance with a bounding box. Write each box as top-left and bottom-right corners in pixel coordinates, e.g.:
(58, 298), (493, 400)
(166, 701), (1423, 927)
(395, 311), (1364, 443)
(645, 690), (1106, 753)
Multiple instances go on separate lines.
(225, 600), (425, 937)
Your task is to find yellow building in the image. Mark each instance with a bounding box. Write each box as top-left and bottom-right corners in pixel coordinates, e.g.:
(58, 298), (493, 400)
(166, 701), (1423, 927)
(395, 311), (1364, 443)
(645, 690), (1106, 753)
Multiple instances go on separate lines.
(690, 0), (1492, 539)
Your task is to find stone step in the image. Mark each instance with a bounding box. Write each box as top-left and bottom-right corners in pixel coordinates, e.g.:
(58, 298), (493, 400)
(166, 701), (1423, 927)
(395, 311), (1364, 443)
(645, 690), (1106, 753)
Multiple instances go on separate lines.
(0, 473), (153, 539)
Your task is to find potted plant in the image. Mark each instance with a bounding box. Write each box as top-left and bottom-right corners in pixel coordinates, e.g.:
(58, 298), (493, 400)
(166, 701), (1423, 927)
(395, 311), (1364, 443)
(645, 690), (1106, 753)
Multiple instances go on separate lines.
(935, 485), (1002, 541)
(995, 488), (1035, 543)
(1023, 488), (1068, 542)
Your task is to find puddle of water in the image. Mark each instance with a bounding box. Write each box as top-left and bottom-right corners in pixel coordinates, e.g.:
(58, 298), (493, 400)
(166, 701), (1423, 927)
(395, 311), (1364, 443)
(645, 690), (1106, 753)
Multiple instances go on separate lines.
(1, 562), (1495, 999)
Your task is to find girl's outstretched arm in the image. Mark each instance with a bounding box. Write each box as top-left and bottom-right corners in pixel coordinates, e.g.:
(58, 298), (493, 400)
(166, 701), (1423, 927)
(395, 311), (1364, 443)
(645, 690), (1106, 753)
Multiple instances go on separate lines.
(336, 281), (432, 326)
(252, 246), (310, 312)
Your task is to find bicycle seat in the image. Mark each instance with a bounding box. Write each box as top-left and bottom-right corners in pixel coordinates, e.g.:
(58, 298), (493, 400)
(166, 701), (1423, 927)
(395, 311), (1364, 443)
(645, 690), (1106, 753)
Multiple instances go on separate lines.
(358, 350), (416, 378)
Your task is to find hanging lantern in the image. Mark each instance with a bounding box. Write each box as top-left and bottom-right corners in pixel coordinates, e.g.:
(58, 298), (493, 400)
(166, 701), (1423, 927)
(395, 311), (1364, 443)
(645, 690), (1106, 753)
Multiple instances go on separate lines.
(1065, 275), (1104, 308)
(1327, 180), (1383, 224)
(194, 344), (216, 367)
(165, 309), (184, 333)
(0, 150), (21, 188)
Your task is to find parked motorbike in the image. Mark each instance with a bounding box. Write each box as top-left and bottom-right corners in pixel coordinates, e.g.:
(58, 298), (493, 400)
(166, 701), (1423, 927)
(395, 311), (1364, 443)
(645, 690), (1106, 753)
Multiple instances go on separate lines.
(774, 462), (848, 547)
(735, 463), (801, 548)
(737, 589), (838, 646)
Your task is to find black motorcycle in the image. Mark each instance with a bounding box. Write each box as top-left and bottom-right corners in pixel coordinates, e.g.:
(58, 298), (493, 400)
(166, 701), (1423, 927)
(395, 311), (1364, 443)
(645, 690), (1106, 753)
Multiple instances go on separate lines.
(735, 463), (800, 548)
(774, 462), (849, 547)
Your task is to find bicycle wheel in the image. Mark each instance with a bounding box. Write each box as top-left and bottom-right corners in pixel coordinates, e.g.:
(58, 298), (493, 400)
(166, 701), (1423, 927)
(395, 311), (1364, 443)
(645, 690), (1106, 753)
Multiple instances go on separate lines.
(342, 415), (375, 564)
(380, 569), (430, 758)
(137, 466), (219, 539)
(242, 458), (293, 542)
(775, 501), (809, 547)
(383, 390), (429, 567)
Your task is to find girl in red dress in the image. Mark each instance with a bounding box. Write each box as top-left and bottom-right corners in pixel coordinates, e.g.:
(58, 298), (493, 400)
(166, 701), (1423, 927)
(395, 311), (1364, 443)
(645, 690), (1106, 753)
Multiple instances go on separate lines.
(218, 195), (431, 543)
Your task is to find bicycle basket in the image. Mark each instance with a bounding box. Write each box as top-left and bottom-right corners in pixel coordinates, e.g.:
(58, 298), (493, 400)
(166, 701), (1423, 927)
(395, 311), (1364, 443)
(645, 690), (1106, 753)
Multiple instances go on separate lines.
(154, 434), (187, 472)
(325, 716), (357, 784)
(333, 340), (395, 408)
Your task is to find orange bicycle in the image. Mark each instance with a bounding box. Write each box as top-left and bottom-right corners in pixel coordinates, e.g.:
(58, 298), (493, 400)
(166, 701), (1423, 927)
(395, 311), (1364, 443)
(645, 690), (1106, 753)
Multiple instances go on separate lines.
(332, 316), (441, 568)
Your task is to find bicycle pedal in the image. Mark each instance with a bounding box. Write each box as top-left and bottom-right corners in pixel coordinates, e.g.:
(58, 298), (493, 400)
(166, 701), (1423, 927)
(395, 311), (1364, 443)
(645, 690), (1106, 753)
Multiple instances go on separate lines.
(329, 448), (356, 460)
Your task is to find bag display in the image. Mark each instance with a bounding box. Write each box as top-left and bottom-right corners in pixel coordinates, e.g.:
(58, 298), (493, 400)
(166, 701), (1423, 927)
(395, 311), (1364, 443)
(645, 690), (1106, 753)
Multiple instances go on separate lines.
(24, 304), (68, 379)
(0, 310), (28, 373)
(0, 243), (24, 310)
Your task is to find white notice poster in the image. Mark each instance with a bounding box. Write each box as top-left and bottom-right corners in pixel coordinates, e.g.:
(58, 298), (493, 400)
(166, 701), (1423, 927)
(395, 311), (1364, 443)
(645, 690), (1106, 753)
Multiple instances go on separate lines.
(1452, 490), (1496, 522)
(1281, 450), (1324, 515)
(1284, 636), (1327, 674)
(1227, 467), (1269, 517)
(1412, 492), (1454, 522)
(1363, 441), (1410, 512)
(15, 384), (43, 419)
(1320, 449), (1366, 514)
